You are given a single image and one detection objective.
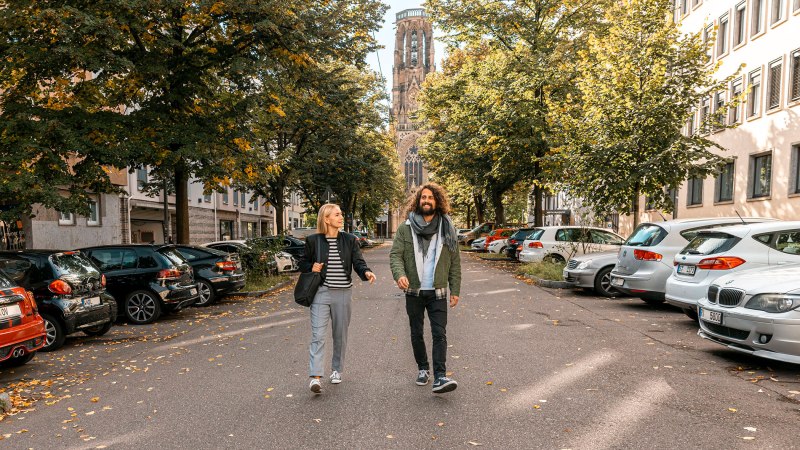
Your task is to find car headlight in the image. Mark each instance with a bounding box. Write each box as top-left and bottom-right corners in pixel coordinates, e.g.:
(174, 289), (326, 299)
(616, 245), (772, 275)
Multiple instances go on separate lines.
(744, 294), (800, 313)
(576, 261), (591, 270)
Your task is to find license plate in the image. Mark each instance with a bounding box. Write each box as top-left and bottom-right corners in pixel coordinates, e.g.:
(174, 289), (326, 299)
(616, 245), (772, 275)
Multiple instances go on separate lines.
(699, 307), (722, 324)
(611, 277), (624, 287)
(677, 264), (697, 276)
(190, 288), (198, 295)
(82, 296), (101, 307)
(0, 304), (21, 320)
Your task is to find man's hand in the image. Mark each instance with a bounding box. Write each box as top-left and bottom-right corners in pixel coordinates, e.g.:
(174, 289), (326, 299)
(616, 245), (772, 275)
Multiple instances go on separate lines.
(397, 276), (409, 290)
(312, 262), (324, 273)
(450, 295), (459, 308)
(365, 271), (376, 284)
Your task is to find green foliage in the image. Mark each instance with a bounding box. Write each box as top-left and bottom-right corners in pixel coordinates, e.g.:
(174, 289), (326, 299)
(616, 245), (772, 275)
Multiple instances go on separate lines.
(548, 0), (742, 225)
(240, 236), (286, 275)
(518, 261), (566, 281)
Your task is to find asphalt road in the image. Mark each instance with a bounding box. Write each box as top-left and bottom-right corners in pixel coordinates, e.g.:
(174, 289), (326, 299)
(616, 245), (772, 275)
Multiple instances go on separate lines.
(2, 244), (800, 449)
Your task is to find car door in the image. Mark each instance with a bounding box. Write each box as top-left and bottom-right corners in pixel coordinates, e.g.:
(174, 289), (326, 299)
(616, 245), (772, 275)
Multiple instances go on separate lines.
(766, 230), (800, 265)
(84, 248), (140, 300)
(591, 230), (625, 253)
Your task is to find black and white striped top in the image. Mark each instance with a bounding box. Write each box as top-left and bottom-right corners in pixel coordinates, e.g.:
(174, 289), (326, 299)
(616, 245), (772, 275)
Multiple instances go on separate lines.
(324, 238), (351, 289)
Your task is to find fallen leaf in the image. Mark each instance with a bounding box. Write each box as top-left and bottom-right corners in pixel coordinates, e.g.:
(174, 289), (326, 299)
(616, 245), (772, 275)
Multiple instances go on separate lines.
(437, 422), (445, 427)
(386, 435), (394, 439)
(90, 397), (99, 403)
(744, 427), (757, 432)
(468, 441), (483, 446)
(486, 381), (493, 385)
(741, 437), (755, 440)
(728, 408), (738, 413)
(313, 419), (321, 423)
(533, 405), (541, 409)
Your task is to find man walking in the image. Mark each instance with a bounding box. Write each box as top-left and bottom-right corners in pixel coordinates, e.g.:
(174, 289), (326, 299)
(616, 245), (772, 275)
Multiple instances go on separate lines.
(390, 183), (461, 394)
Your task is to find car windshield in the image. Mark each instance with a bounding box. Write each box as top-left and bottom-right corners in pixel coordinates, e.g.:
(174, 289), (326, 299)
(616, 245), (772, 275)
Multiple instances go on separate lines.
(526, 229), (545, 241)
(51, 252), (100, 277)
(159, 247), (188, 266)
(625, 224), (667, 247)
(0, 270), (14, 288)
(680, 232), (741, 255)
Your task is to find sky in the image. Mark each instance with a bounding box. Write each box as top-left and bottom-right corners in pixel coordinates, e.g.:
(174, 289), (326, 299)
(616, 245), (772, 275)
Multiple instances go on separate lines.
(364, 0), (446, 101)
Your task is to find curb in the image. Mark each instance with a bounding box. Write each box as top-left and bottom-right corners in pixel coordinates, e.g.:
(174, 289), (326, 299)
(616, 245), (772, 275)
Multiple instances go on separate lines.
(518, 274), (573, 289)
(234, 278), (294, 298)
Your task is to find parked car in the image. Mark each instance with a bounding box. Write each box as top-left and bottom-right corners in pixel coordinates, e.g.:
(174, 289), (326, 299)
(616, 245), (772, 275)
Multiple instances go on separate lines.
(251, 235), (306, 260)
(505, 228), (540, 259)
(203, 240), (297, 273)
(352, 231), (376, 248)
(0, 250), (117, 351)
(173, 245), (246, 307)
(518, 226), (625, 264)
(487, 238), (508, 254)
(287, 227), (317, 240)
(665, 221), (800, 319)
(697, 264), (800, 364)
(471, 237), (487, 250)
(610, 218), (774, 305)
(563, 251), (624, 297)
(459, 222), (495, 246)
(0, 270), (45, 368)
(484, 228), (515, 251)
(80, 245), (199, 324)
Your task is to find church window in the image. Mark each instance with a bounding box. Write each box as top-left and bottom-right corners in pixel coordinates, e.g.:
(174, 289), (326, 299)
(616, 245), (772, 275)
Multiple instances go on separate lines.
(411, 31), (418, 66)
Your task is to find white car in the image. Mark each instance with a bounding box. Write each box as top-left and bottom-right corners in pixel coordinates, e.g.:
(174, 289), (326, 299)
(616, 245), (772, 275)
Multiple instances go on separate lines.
(471, 237), (486, 250)
(487, 238), (508, 254)
(202, 240), (298, 273)
(666, 221), (800, 318)
(697, 264), (800, 364)
(518, 226), (625, 264)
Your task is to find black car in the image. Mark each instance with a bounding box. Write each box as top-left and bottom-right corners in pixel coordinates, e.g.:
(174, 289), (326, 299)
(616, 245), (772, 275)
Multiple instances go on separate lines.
(505, 228), (540, 260)
(0, 250), (117, 351)
(173, 245), (245, 307)
(250, 235), (306, 259)
(80, 245), (199, 324)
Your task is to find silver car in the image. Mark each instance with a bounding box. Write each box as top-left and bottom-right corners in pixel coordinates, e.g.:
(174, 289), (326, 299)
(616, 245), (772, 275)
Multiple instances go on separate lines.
(563, 251), (622, 297)
(697, 264), (800, 364)
(610, 218), (774, 305)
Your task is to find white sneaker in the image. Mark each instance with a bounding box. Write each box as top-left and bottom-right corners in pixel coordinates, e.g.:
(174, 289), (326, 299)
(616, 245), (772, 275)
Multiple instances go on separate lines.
(309, 378), (322, 393)
(330, 370), (342, 384)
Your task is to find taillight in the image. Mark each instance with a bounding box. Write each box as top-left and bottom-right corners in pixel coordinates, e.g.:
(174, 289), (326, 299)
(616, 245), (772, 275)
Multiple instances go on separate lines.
(633, 249), (662, 261)
(528, 241), (543, 248)
(48, 279), (72, 295)
(216, 261), (237, 272)
(157, 269), (182, 280)
(697, 257), (746, 270)
(24, 290), (38, 313)
(101, 274), (107, 287)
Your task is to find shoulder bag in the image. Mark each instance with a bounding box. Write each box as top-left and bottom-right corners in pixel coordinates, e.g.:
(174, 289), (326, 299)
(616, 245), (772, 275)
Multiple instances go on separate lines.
(294, 236), (323, 307)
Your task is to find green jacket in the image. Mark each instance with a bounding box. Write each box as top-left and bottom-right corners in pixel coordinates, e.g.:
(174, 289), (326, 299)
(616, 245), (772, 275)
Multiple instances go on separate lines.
(390, 222), (462, 297)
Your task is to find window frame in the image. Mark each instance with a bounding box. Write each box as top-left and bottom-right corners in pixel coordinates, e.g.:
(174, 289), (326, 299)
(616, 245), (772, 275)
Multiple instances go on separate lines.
(791, 143), (800, 194)
(767, 58), (783, 111)
(770, 0), (786, 25)
(717, 13), (730, 57)
(58, 211), (75, 226)
(87, 199), (100, 226)
(751, 0), (765, 37)
(790, 48), (800, 103)
(730, 77), (743, 124)
(734, 1), (748, 47)
(748, 151), (773, 199)
(687, 177), (704, 206)
(222, 190), (229, 205)
(715, 161), (736, 203)
(136, 168), (148, 192)
(747, 68), (762, 119)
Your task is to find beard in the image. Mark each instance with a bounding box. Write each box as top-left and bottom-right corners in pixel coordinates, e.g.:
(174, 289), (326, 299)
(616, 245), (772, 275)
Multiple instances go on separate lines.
(416, 203), (435, 215)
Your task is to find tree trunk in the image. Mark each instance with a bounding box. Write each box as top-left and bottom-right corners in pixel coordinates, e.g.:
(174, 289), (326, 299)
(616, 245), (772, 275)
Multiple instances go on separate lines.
(272, 182), (286, 235)
(491, 190), (504, 226)
(533, 183), (543, 227)
(174, 167), (190, 244)
(466, 203), (472, 228)
(474, 193), (485, 224)
(632, 187), (641, 228)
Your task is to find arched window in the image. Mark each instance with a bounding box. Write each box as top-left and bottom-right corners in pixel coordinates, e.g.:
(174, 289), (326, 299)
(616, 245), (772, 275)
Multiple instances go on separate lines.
(410, 31), (418, 66)
(422, 31), (427, 68)
(401, 31), (406, 65)
(405, 146), (423, 189)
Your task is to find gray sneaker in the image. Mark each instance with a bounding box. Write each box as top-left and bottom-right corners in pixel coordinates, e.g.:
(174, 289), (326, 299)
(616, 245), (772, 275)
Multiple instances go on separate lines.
(330, 370), (342, 384)
(416, 369), (430, 386)
(432, 376), (457, 394)
(309, 378), (322, 394)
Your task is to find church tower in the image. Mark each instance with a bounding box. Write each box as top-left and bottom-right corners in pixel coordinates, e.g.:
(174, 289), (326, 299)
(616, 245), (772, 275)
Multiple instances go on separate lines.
(389, 8), (435, 235)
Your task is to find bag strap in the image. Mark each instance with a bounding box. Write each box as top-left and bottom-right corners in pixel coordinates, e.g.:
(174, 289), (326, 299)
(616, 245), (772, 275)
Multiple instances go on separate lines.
(316, 235), (323, 264)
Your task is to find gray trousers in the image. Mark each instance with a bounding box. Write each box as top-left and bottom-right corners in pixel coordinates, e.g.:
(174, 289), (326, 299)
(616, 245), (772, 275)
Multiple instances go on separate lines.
(308, 286), (352, 377)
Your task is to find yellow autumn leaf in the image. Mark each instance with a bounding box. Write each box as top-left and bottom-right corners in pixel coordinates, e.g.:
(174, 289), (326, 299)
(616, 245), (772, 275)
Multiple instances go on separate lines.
(91, 397), (99, 403)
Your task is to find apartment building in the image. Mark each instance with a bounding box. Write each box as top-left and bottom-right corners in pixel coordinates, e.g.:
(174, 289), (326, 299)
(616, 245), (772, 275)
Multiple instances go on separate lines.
(633, 0), (800, 233)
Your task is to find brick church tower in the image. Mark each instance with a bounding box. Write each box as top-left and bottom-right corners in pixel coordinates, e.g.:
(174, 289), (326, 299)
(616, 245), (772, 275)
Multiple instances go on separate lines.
(389, 8), (435, 236)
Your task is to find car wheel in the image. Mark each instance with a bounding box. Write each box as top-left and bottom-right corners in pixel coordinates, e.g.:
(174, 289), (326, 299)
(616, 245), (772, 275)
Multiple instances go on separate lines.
(40, 313), (66, 352)
(83, 321), (113, 337)
(684, 308), (699, 321)
(0, 352), (35, 368)
(543, 254), (566, 264)
(125, 290), (162, 324)
(593, 266), (620, 298)
(193, 279), (216, 307)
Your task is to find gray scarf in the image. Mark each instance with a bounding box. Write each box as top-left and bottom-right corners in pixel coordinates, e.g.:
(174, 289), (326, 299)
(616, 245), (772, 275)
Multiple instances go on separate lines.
(408, 212), (458, 253)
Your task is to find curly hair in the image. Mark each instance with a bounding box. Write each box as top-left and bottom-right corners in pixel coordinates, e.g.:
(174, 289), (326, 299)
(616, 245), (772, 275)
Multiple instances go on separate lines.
(404, 183), (451, 216)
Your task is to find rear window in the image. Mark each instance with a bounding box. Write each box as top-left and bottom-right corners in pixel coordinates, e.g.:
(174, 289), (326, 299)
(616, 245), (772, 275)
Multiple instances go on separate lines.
(0, 270), (15, 288)
(510, 229), (534, 241)
(525, 229), (545, 241)
(51, 253), (100, 277)
(159, 248), (188, 266)
(625, 224), (668, 247)
(680, 232), (741, 255)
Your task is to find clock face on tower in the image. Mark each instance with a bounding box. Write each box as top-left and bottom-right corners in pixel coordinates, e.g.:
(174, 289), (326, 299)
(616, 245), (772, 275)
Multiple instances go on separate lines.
(407, 87), (419, 111)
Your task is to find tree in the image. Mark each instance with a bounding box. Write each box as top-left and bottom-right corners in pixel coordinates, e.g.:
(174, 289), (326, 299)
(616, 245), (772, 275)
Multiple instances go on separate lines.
(0, 0), (384, 240)
(548, 0), (742, 227)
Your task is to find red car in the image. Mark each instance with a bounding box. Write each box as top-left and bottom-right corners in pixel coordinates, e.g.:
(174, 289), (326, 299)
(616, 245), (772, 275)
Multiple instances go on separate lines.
(483, 228), (516, 250)
(0, 270), (46, 367)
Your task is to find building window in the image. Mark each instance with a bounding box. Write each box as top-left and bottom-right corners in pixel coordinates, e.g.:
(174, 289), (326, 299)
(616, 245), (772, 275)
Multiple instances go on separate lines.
(747, 69), (762, 118)
(771, 0), (785, 24)
(58, 211), (74, 226)
(730, 77), (743, 124)
(219, 220), (234, 240)
(692, 0), (701, 7)
(136, 168), (148, 191)
(793, 144), (800, 194)
(699, 97), (710, 131)
(703, 25), (713, 63)
(794, 0), (800, 13)
(222, 190), (229, 205)
(718, 14), (729, 55)
(716, 162), (735, 202)
(240, 192), (246, 208)
(87, 200), (100, 226)
(203, 194), (211, 203)
(790, 49), (800, 102)
(751, 0), (764, 35)
(410, 30), (418, 66)
(233, 191), (238, 206)
(680, 0), (689, 16)
(687, 178), (703, 205)
(713, 91), (725, 131)
(768, 59), (783, 110)
(734, 2), (747, 46)
(251, 195), (258, 209)
(686, 110), (695, 136)
(750, 153), (772, 198)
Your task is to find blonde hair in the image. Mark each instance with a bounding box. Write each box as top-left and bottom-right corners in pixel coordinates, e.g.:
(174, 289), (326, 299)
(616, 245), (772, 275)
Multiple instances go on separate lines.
(316, 204), (341, 234)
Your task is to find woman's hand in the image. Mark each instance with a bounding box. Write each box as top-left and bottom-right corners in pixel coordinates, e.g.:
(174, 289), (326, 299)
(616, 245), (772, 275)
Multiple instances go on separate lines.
(365, 271), (376, 284)
(312, 262), (324, 273)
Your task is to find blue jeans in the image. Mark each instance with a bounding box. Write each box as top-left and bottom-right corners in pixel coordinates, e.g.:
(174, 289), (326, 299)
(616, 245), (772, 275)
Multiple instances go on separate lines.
(308, 286), (352, 377)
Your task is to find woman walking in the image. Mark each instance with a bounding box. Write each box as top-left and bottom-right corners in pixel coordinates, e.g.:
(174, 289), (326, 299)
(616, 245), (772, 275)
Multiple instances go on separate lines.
(300, 203), (376, 394)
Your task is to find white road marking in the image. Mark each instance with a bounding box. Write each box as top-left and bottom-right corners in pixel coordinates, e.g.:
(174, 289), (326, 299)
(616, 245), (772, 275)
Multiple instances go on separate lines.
(467, 288), (520, 296)
(569, 378), (674, 450)
(152, 317), (305, 352)
(505, 351), (618, 410)
(224, 308), (301, 325)
(511, 323), (534, 330)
